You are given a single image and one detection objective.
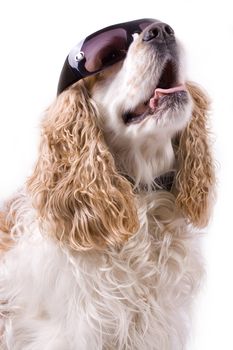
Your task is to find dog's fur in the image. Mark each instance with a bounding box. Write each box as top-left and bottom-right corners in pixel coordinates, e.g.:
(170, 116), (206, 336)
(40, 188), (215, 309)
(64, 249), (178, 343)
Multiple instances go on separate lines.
(0, 20), (215, 349)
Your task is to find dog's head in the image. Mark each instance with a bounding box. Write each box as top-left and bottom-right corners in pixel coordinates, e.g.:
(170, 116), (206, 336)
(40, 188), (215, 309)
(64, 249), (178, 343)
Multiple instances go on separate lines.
(28, 19), (215, 251)
(91, 20), (192, 184)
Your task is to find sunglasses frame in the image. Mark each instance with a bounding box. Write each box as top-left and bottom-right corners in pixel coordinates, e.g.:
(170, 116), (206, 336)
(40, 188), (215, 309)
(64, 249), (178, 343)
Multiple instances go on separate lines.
(57, 18), (156, 95)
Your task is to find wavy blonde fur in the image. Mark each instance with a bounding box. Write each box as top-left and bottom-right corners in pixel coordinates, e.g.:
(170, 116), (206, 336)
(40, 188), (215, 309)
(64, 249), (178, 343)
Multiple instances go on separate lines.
(175, 82), (215, 227)
(27, 82), (139, 251)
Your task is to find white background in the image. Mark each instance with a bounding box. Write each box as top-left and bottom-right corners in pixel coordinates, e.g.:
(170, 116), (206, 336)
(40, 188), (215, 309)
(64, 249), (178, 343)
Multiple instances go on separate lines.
(0, 1), (232, 348)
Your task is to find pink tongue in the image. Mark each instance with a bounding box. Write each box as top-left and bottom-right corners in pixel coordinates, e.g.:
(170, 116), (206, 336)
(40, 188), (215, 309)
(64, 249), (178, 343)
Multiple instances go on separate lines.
(149, 84), (186, 110)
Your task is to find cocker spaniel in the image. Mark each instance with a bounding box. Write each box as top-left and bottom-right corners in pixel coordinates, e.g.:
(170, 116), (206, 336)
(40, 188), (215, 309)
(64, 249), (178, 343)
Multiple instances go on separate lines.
(0, 18), (215, 349)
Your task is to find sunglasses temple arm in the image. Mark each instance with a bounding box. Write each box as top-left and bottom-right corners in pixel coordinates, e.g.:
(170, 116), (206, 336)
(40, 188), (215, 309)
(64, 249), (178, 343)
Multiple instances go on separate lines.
(57, 56), (83, 95)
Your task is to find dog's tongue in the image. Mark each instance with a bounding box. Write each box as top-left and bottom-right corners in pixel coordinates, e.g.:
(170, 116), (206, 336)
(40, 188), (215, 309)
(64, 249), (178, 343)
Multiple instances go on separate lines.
(149, 85), (187, 110)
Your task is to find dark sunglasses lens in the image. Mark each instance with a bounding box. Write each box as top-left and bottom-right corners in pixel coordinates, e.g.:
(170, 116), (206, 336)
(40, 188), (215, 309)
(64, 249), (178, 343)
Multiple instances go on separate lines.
(82, 28), (128, 73)
(139, 21), (154, 31)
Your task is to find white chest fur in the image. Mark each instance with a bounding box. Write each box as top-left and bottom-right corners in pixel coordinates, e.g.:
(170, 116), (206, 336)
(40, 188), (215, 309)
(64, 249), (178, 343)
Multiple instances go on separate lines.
(0, 192), (203, 350)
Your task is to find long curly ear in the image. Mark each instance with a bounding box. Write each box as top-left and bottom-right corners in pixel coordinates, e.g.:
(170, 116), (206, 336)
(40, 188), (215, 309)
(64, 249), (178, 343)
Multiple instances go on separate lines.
(27, 82), (139, 251)
(175, 82), (215, 228)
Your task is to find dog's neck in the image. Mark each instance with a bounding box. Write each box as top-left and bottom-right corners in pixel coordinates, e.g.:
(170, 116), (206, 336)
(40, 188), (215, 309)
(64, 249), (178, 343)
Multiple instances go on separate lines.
(106, 134), (176, 189)
(124, 171), (176, 192)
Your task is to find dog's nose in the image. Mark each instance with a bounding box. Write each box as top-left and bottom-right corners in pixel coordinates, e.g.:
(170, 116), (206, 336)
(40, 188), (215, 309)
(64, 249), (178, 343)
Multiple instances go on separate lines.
(143, 22), (175, 42)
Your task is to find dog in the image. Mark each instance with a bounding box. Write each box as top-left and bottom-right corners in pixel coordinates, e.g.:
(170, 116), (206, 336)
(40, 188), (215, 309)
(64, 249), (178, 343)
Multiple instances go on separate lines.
(0, 19), (215, 349)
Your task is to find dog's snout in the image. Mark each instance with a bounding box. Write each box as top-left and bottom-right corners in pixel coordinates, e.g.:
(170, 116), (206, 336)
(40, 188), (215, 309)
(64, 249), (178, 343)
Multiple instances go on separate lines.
(143, 22), (175, 43)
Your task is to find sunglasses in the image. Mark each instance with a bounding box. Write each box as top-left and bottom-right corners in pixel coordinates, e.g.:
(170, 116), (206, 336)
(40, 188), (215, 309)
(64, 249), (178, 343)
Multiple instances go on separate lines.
(57, 18), (156, 95)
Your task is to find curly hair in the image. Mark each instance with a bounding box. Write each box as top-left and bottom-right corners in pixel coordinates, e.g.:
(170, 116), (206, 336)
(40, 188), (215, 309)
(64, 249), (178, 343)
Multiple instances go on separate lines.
(27, 83), (139, 251)
(175, 82), (215, 227)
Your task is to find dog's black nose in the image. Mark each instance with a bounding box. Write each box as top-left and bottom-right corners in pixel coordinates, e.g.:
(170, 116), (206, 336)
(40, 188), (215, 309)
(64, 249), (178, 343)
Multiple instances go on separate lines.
(143, 22), (175, 42)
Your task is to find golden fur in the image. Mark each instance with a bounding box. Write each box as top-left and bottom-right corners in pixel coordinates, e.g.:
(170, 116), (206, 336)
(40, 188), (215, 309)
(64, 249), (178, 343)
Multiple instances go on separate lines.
(175, 82), (215, 227)
(27, 83), (139, 251)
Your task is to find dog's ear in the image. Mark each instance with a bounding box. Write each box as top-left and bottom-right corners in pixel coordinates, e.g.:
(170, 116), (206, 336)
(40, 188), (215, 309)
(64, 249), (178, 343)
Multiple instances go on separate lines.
(27, 82), (139, 251)
(175, 82), (215, 227)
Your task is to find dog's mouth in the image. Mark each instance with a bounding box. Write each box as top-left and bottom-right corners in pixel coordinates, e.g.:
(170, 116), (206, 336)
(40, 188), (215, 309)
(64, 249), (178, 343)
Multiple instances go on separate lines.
(122, 60), (187, 125)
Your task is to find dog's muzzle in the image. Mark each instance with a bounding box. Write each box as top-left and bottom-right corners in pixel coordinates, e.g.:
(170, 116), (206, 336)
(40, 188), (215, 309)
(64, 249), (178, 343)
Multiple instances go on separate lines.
(143, 21), (175, 43)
